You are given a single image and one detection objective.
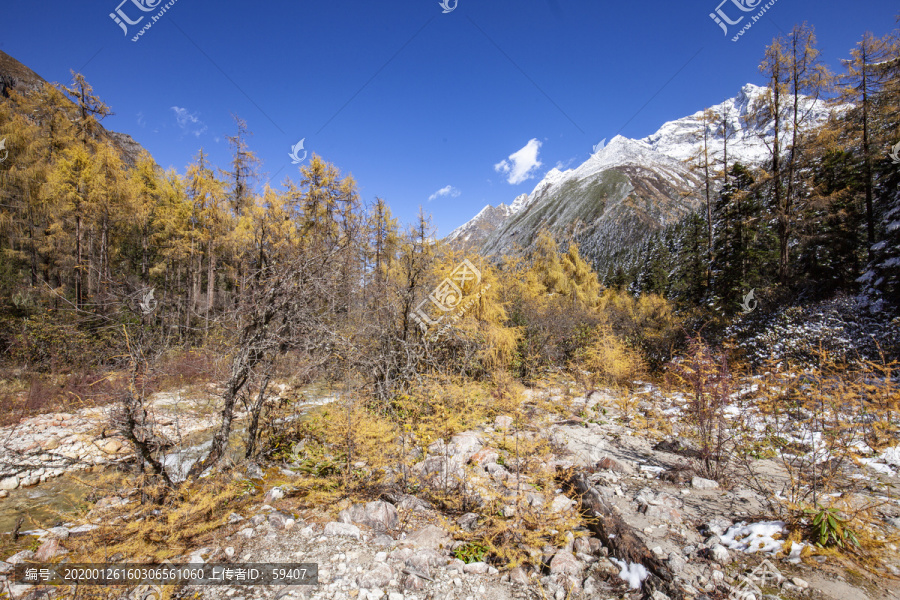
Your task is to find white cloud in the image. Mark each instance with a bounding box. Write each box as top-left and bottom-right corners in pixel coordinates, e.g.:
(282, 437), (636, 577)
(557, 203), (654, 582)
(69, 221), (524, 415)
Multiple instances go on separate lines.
(428, 185), (461, 201)
(494, 139), (542, 185)
(136, 111), (146, 128)
(171, 106), (207, 137)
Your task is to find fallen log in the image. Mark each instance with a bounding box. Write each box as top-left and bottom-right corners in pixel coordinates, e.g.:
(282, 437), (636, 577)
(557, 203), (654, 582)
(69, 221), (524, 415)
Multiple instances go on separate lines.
(567, 472), (684, 600)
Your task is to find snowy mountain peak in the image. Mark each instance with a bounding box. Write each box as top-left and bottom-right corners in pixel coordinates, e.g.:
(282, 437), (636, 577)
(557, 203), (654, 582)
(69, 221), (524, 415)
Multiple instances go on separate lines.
(447, 83), (841, 251)
(529, 167), (571, 196)
(508, 193), (530, 214)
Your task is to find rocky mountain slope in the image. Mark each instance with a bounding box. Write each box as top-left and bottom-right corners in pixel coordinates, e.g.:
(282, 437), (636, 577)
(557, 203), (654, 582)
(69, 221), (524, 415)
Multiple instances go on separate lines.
(0, 50), (148, 166)
(448, 84), (836, 267)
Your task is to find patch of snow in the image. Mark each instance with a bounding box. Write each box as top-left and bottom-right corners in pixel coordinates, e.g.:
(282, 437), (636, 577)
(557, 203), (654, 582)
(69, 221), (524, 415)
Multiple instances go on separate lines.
(785, 540), (807, 564)
(860, 458), (896, 476)
(639, 465), (665, 475)
(610, 558), (649, 590)
(721, 521), (786, 555)
(882, 447), (900, 468)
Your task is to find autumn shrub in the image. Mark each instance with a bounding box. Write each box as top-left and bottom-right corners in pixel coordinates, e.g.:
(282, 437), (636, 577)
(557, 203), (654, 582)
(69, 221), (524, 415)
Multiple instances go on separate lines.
(597, 288), (683, 369)
(0, 370), (127, 426)
(729, 352), (900, 573)
(665, 335), (733, 480)
(570, 326), (646, 396)
(8, 315), (106, 372)
(739, 354), (896, 512)
(448, 419), (583, 569)
(155, 348), (224, 389)
(65, 473), (248, 570)
(260, 390), (398, 505)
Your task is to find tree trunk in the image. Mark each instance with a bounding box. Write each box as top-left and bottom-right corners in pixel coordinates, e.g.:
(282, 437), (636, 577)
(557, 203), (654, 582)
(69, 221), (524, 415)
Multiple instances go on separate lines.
(861, 49), (875, 260)
(186, 344), (258, 479)
(206, 245), (216, 341)
(75, 213), (83, 309)
(245, 372), (271, 459)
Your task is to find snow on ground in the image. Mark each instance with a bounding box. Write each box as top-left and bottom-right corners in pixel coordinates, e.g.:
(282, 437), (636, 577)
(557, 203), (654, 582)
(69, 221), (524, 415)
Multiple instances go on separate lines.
(721, 521), (787, 555)
(609, 558), (649, 590)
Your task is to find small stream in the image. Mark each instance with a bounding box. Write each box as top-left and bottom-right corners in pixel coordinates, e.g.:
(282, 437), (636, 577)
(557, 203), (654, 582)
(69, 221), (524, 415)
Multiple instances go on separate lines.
(0, 386), (340, 535)
(0, 470), (105, 535)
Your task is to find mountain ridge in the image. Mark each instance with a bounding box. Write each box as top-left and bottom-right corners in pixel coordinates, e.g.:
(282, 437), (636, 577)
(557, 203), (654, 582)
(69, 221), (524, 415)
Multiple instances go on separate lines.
(0, 50), (148, 166)
(447, 83), (836, 264)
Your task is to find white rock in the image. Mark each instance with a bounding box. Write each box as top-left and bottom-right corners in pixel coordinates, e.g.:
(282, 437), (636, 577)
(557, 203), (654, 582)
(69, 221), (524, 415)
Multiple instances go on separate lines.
(324, 522), (361, 539)
(5, 550), (35, 565)
(264, 486), (285, 503)
(792, 577), (809, 589)
(0, 476), (19, 490)
(691, 476), (719, 490)
(710, 544), (730, 563)
(463, 562), (490, 574)
(549, 495), (575, 513)
(494, 415), (514, 430)
(549, 550), (582, 578)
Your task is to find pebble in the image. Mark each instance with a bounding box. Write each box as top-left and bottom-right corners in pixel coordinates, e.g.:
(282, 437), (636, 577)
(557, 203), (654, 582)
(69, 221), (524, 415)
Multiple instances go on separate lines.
(710, 544), (730, 563)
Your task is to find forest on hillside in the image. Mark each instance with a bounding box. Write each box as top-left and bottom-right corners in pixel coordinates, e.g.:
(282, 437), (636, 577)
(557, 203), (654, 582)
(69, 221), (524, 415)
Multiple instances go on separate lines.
(0, 21), (897, 434)
(602, 24), (900, 338)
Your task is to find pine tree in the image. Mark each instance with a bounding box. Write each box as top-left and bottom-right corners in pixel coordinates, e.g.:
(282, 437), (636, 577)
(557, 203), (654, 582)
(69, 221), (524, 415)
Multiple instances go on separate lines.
(839, 30), (896, 258)
(755, 25), (831, 285)
(712, 163), (769, 311)
(44, 144), (98, 309)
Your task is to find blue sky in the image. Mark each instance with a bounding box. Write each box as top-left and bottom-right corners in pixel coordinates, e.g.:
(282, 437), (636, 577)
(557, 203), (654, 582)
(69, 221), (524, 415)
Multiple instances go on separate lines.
(2, 1), (898, 236)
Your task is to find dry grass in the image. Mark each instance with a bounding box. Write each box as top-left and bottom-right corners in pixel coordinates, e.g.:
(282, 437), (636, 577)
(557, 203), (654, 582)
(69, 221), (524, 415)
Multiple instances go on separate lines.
(66, 475), (250, 564)
(0, 370), (126, 427)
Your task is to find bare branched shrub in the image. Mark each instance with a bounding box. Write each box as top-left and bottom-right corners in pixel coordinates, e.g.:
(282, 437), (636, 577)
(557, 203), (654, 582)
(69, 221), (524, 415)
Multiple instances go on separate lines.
(738, 353), (894, 515)
(665, 335), (733, 480)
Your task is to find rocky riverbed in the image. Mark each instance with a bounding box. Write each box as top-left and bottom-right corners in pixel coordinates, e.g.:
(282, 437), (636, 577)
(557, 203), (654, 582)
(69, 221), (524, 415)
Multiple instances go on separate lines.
(0, 384), (302, 494)
(2, 383), (899, 600)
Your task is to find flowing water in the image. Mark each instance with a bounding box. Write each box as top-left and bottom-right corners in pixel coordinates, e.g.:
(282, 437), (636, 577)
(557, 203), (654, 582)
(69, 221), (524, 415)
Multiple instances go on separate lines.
(0, 470), (103, 534)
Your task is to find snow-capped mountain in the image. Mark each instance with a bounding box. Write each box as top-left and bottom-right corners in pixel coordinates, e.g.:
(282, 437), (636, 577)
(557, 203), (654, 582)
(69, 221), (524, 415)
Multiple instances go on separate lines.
(447, 83), (837, 263)
(641, 83), (834, 165)
(444, 202), (515, 249)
